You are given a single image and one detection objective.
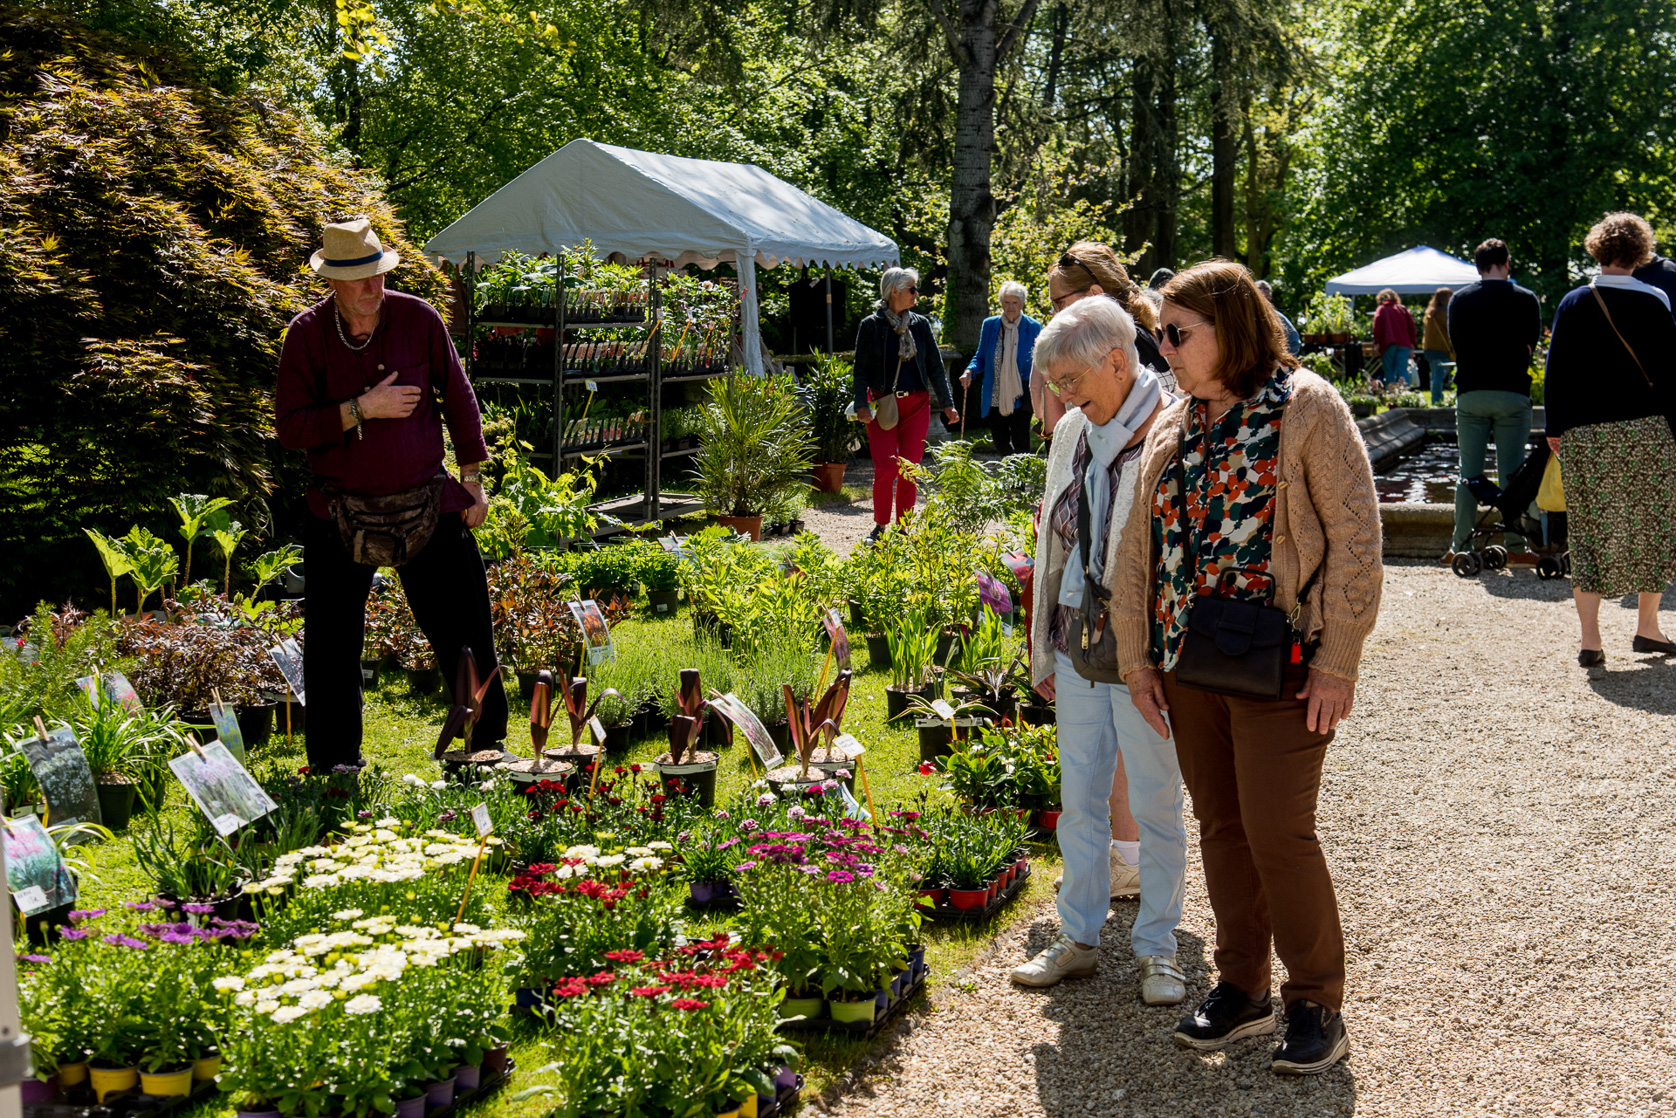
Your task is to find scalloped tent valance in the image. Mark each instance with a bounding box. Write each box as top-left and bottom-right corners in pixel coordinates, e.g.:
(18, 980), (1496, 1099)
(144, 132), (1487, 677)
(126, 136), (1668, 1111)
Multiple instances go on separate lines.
(424, 139), (900, 372)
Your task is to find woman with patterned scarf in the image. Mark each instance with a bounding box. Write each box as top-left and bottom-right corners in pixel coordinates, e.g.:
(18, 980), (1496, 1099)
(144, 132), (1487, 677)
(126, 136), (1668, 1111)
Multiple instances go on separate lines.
(851, 267), (958, 539)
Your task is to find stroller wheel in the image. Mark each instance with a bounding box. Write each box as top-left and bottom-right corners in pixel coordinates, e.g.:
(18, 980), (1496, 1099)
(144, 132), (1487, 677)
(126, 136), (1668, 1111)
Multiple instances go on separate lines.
(1452, 552), (1484, 578)
(1536, 556), (1562, 580)
(1484, 545), (1508, 571)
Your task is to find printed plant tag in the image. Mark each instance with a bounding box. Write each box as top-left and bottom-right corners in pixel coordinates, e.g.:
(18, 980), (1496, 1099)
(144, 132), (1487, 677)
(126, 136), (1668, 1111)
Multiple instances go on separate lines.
(585, 379), (599, 392)
(837, 781), (870, 821)
(588, 716), (608, 746)
(930, 698), (956, 721)
(170, 741), (277, 836)
(708, 692), (783, 770)
(823, 609), (851, 669)
(17, 726), (100, 832)
(2, 813), (77, 914)
(471, 803), (493, 837)
(569, 600), (615, 665)
(976, 567), (1013, 615)
(209, 703), (246, 765)
(269, 639), (306, 705)
(832, 732), (865, 761)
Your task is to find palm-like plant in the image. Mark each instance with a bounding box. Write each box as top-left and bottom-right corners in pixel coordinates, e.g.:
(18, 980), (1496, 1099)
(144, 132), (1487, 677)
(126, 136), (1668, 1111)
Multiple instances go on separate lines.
(433, 646), (503, 757)
(691, 373), (815, 517)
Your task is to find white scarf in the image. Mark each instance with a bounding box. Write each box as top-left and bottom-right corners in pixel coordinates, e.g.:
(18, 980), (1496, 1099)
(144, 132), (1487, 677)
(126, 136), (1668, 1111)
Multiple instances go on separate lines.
(994, 317), (1023, 417)
(1058, 366), (1164, 609)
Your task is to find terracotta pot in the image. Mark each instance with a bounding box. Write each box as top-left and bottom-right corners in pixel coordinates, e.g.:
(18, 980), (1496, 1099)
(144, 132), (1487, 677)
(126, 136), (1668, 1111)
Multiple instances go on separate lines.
(811, 461), (846, 492)
(716, 514), (762, 541)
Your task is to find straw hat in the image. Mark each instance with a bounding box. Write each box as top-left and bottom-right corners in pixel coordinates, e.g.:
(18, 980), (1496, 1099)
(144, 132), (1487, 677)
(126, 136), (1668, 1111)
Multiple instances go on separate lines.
(309, 217), (400, 280)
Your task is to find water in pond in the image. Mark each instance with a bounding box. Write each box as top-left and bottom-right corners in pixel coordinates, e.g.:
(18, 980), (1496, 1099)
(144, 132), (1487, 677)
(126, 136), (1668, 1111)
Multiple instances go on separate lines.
(1375, 439), (1500, 504)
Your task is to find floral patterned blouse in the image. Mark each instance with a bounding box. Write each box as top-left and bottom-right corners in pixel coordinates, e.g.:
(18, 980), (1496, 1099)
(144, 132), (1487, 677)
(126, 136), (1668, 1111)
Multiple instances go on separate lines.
(1149, 369), (1292, 670)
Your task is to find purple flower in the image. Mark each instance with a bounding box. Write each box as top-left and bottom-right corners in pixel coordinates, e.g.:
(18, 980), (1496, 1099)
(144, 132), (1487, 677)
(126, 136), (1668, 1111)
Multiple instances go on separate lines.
(357, 809), (373, 819)
(17, 953), (49, 964)
(58, 929), (88, 941)
(66, 908), (107, 923)
(181, 903), (216, 915)
(438, 809), (458, 824)
(717, 837), (739, 849)
(714, 810), (729, 819)
(826, 870), (855, 884)
(332, 763), (363, 774)
(741, 817), (762, 830)
(733, 861), (758, 873)
(102, 934), (149, 949)
(125, 901), (156, 912)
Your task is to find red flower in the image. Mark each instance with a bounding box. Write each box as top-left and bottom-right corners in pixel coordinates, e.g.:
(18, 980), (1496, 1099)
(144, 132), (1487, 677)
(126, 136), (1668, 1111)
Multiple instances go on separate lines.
(629, 985), (673, 997)
(551, 979), (589, 998)
(691, 973), (729, 988)
(526, 863), (557, 876)
(298, 765), (312, 775)
(630, 763), (642, 774)
(917, 761), (934, 775)
(604, 949), (645, 963)
(670, 998), (710, 1011)
(585, 972), (617, 986)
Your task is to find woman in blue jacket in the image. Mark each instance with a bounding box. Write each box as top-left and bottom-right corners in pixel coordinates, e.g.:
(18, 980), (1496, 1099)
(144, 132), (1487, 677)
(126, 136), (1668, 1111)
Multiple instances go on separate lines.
(961, 281), (1042, 454)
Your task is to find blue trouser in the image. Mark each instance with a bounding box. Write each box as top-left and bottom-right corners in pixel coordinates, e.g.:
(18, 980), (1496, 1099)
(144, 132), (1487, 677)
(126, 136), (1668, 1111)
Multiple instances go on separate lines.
(1454, 389), (1532, 551)
(1381, 345), (1412, 386)
(1052, 648), (1187, 955)
(1423, 349), (1453, 405)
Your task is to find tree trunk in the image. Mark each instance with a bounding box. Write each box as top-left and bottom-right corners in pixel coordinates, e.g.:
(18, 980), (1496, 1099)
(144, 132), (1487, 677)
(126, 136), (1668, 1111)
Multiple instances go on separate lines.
(946, 1), (999, 358)
(1154, 54), (1179, 272)
(1043, 3), (1069, 111)
(1124, 64), (1159, 273)
(1208, 20), (1238, 259)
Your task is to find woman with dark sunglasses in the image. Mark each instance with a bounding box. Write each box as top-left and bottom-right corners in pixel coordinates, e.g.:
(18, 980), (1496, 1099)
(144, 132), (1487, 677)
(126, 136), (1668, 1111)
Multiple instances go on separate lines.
(851, 267), (958, 539)
(1041, 244), (1169, 439)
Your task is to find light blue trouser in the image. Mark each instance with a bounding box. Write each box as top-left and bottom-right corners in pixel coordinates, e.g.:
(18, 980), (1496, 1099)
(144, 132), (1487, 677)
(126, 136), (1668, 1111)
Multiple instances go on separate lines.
(1381, 345), (1412, 386)
(1454, 389), (1533, 551)
(1052, 648), (1187, 955)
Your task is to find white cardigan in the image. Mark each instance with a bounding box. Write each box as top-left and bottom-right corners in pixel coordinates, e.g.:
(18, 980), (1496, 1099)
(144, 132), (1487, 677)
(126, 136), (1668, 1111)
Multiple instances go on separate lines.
(1028, 407), (1147, 687)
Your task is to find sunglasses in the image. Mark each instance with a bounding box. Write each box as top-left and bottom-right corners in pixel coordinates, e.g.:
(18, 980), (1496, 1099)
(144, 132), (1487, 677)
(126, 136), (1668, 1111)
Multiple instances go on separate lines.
(1155, 319), (1212, 347)
(1051, 286), (1091, 311)
(906, 285), (919, 294)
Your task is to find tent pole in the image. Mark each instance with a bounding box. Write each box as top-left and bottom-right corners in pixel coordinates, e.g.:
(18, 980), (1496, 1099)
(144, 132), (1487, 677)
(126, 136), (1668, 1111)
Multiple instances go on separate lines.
(825, 265), (834, 355)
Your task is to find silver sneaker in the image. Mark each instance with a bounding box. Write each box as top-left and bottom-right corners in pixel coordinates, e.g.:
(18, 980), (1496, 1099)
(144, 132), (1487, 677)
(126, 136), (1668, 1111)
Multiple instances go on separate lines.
(1053, 850), (1142, 900)
(1010, 933), (1098, 987)
(1137, 955), (1187, 1005)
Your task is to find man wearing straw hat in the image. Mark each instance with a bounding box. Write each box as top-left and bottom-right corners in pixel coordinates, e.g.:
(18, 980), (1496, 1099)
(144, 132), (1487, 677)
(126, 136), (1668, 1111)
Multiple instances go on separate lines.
(275, 216), (507, 769)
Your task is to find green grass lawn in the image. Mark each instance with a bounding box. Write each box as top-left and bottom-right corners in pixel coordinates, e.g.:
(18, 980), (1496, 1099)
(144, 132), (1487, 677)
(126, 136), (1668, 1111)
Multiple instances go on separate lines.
(70, 610), (1060, 1115)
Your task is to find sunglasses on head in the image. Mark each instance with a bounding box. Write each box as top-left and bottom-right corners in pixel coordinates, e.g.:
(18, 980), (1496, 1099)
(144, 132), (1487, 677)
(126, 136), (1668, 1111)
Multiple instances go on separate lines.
(1058, 251), (1090, 275)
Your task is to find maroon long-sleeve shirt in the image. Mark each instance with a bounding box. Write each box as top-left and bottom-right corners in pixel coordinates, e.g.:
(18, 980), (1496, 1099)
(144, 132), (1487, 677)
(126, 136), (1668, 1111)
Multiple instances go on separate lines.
(275, 291), (488, 520)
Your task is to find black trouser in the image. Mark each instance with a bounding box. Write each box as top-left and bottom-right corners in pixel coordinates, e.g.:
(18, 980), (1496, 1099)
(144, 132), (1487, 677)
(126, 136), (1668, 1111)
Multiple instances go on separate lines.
(302, 512), (508, 769)
(989, 397), (1034, 455)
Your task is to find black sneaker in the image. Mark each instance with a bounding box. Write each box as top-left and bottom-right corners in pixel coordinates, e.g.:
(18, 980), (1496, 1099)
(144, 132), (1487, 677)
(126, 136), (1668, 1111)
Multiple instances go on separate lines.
(1171, 981), (1277, 1051)
(865, 524), (887, 542)
(1271, 1001), (1350, 1075)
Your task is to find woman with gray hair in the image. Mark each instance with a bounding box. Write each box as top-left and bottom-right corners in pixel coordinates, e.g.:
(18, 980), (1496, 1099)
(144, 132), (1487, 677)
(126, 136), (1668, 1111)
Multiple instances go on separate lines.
(1009, 295), (1189, 1010)
(852, 267), (959, 538)
(960, 280), (1042, 454)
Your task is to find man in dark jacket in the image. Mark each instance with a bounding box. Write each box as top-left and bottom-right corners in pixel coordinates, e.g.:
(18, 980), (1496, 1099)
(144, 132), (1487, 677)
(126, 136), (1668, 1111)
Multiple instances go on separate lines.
(1445, 239), (1542, 561)
(1632, 252), (1676, 318)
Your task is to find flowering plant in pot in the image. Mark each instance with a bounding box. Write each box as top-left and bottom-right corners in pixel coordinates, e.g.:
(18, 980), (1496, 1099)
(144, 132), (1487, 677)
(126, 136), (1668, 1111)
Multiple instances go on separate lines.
(676, 820), (743, 901)
(653, 669), (718, 803)
(508, 843), (681, 984)
(763, 670), (850, 793)
(933, 737), (1021, 810)
(64, 685), (184, 825)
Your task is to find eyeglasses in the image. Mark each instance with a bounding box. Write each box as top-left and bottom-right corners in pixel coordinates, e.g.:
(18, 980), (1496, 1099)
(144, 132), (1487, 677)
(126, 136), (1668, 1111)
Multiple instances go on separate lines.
(1155, 318), (1212, 348)
(1045, 356), (1105, 398)
(1051, 286), (1090, 312)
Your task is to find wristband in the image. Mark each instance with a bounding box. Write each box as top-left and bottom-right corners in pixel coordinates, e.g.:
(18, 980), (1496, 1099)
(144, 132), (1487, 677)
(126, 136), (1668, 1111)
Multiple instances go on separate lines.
(349, 396), (364, 440)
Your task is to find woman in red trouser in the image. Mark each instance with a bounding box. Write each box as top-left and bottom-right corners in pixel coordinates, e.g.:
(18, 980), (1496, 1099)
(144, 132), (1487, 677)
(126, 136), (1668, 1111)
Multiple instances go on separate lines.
(852, 268), (958, 539)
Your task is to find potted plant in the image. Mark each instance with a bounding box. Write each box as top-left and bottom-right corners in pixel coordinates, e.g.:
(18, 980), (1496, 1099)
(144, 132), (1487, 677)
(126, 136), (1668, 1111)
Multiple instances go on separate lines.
(884, 615), (939, 720)
(502, 671), (576, 785)
(934, 737), (1021, 813)
(637, 543), (682, 615)
(434, 646), (505, 767)
(653, 670), (718, 805)
(692, 372), (815, 541)
(65, 688), (184, 828)
(799, 352), (858, 492)
(896, 691), (994, 765)
(764, 672), (849, 796)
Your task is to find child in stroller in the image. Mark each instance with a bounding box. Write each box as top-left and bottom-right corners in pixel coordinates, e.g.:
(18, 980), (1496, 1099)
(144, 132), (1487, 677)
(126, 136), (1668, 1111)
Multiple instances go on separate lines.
(1451, 440), (1571, 580)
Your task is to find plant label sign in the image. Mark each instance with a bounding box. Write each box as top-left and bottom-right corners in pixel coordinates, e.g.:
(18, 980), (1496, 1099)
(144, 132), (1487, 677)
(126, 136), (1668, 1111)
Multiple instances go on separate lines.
(471, 803), (493, 838)
(823, 609), (851, 669)
(837, 781), (870, 822)
(269, 638), (306, 705)
(2, 813), (76, 915)
(209, 703), (247, 765)
(169, 740), (277, 836)
(585, 379), (599, 392)
(569, 600), (615, 665)
(588, 716), (608, 747)
(975, 568), (1013, 615)
(930, 698), (956, 721)
(17, 726), (101, 832)
(658, 535), (682, 553)
(708, 692), (782, 770)
(1002, 550), (1034, 582)
(832, 732), (865, 761)
(74, 670), (143, 714)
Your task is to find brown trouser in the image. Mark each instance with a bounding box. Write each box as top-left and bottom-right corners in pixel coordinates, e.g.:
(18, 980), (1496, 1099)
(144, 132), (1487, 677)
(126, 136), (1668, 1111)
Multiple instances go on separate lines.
(1163, 667), (1345, 1011)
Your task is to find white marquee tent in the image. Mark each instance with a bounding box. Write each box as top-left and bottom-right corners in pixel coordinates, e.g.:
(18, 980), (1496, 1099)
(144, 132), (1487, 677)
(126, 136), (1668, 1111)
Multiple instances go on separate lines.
(1323, 246), (1480, 297)
(424, 139), (901, 374)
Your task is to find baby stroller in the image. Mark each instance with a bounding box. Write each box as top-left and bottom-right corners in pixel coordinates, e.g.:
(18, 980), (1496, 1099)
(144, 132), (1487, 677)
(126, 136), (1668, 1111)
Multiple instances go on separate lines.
(1450, 440), (1571, 580)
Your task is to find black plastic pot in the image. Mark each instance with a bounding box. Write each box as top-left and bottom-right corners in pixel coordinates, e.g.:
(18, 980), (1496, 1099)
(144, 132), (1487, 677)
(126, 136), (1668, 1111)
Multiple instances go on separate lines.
(603, 722), (632, 752)
(655, 753), (719, 807)
(407, 666), (442, 696)
(360, 657), (381, 689)
(647, 589), (680, 616)
(885, 683), (934, 722)
(849, 601), (865, 630)
(935, 630), (961, 665)
(1019, 701), (1054, 727)
(238, 702), (276, 746)
(95, 779), (136, 831)
(514, 668), (541, 698)
(865, 633), (891, 669)
(917, 718), (981, 765)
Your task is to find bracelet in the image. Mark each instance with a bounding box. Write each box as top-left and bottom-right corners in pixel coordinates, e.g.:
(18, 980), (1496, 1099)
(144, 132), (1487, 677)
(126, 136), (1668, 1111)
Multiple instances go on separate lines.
(461, 469), (482, 486)
(348, 396), (364, 440)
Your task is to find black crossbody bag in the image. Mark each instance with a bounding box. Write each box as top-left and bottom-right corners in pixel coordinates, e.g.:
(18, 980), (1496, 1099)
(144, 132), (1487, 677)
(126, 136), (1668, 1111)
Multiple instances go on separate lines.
(1171, 426), (1318, 700)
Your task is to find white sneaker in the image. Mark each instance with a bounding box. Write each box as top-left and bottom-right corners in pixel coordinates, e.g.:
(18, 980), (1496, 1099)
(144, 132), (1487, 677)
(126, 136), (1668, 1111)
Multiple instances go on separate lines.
(1053, 850), (1142, 899)
(1010, 933), (1098, 987)
(1138, 955), (1187, 1005)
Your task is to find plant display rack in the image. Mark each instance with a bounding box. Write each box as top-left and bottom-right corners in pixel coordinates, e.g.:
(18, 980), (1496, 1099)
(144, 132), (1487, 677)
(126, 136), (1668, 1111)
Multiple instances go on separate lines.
(461, 251), (736, 523)
(776, 968), (931, 1039)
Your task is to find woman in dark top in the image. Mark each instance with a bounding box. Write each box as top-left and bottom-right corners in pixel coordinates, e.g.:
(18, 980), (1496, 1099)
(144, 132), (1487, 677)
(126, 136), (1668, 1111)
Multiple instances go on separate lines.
(852, 268), (958, 538)
(1544, 211), (1676, 664)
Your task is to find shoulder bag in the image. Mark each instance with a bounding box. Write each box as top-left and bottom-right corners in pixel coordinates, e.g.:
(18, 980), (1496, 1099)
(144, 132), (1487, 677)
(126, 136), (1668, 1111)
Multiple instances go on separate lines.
(872, 349), (909, 431)
(326, 474), (446, 568)
(1170, 425), (1318, 700)
(1068, 433), (1126, 683)
(1590, 284), (1676, 439)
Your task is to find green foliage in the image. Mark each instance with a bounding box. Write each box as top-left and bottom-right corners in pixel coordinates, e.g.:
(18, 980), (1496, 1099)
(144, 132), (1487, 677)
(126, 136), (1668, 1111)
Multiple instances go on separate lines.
(798, 352), (861, 463)
(0, 8), (448, 616)
(690, 374), (815, 518)
(0, 602), (125, 730)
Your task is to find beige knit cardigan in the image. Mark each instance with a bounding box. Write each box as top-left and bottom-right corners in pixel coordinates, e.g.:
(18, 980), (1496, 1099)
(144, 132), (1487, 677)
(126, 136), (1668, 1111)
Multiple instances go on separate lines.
(1108, 370), (1384, 682)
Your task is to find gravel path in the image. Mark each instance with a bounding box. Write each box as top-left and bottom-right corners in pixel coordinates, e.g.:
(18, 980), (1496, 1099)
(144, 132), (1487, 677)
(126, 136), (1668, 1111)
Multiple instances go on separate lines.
(818, 561), (1676, 1117)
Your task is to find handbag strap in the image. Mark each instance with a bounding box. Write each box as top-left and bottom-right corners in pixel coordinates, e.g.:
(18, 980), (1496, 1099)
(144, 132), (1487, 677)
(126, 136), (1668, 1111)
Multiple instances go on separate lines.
(1591, 284), (1657, 392)
(1174, 411), (1322, 621)
(1073, 431), (1111, 605)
